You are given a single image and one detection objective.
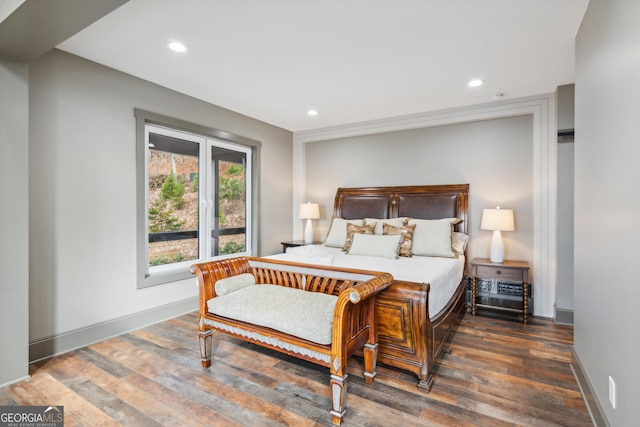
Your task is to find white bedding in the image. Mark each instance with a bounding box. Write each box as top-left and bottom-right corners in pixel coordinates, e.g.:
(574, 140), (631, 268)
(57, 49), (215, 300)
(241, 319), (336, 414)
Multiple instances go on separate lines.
(266, 245), (465, 320)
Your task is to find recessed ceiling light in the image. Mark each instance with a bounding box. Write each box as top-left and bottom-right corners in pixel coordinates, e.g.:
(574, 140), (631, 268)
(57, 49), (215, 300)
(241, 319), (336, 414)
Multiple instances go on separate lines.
(168, 41), (187, 53)
(307, 110), (318, 116)
(468, 79), (484, 87)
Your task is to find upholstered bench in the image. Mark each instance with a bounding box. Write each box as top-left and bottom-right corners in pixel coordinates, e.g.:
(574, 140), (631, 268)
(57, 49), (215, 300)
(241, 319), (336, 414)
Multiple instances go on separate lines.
(191, 257), (393, 425)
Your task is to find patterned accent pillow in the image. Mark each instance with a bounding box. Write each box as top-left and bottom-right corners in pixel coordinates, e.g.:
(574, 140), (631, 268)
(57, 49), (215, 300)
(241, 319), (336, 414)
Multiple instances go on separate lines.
(383, 223), (416, 257)
(342, 222), (376, 251)
(452, 232), (469, 255)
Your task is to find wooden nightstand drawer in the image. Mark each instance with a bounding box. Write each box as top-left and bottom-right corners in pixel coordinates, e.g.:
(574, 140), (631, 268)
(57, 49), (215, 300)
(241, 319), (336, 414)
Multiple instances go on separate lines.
(475, 265), (525, 281)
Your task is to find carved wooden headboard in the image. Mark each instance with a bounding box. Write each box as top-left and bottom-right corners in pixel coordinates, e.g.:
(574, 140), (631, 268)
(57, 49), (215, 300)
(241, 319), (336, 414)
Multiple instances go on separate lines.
(332, 184), (469, 234)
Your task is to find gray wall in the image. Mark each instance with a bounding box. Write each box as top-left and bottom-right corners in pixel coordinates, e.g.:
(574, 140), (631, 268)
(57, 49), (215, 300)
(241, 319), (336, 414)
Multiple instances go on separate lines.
(0, 59), (29, 385)
(556, 84), (575, 321)
(28, 49), (293, 356)
(304, 115), (534, 271)
(575, 0), (640, 424)
(557, 84), (575, 132)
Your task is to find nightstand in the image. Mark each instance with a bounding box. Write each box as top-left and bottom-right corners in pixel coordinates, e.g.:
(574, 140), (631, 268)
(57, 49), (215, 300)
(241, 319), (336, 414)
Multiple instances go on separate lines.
(281, 240), (313, 253)
(470, 258), (530, 323)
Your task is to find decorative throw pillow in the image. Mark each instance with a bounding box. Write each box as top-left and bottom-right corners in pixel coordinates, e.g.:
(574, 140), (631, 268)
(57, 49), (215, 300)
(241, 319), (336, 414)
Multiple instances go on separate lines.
(408, 218), (461, 257)
(214, 273), (256, 296)
(364, 217), (408, 235)
(383, 223), (416, 257)
(347, 233), (404, 259)
(342, 222), (376, 251)
(324, 217), (364, 248)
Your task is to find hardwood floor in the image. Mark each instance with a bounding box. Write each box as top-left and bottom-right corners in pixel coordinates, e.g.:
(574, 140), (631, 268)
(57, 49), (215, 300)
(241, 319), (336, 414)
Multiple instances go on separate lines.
(1, 311), (594, 426)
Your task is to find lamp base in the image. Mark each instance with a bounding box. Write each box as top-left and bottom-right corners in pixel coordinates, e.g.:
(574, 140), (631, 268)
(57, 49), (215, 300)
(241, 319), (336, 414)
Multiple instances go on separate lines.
(489, 230), (505, 263)
(304, 219), (314, 244)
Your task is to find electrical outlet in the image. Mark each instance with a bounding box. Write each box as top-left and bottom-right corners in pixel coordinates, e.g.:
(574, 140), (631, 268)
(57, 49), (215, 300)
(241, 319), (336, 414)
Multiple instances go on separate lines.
(609, 376), (616, 409)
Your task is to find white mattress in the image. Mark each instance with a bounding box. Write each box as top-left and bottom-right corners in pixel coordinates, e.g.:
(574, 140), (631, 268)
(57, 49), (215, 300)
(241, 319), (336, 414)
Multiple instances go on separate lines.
(266, 245), (465, 319)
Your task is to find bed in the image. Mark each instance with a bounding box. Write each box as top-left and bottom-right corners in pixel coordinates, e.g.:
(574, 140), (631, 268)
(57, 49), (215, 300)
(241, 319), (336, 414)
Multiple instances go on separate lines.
(267, 184), (469, 391)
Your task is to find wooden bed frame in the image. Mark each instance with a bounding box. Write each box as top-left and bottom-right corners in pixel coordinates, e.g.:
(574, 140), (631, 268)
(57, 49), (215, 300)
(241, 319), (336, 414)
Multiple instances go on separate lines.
(331, 184), (469, 390)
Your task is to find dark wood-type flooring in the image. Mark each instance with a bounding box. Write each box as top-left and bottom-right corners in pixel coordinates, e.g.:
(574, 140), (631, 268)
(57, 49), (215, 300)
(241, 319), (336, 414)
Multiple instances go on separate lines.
(0, 311), (594, 426)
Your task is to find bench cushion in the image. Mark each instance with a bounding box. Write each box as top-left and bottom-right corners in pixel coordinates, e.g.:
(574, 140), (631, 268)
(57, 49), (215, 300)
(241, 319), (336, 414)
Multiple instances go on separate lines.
(207, 284), (338, 345)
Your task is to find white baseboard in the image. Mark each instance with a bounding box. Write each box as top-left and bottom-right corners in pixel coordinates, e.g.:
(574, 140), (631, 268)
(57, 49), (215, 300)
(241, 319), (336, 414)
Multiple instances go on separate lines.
(29, 297), (198, 363)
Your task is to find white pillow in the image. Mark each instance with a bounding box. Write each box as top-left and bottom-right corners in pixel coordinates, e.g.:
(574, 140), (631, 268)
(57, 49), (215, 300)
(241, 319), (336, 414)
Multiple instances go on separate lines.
(214, 273), (256, 296)
(324, 218), (364, 248)
(364, 217), (407, 234)
(347, 233), (403, 259)
(408, 218), (459, 257)
(452, 232), (469, 255)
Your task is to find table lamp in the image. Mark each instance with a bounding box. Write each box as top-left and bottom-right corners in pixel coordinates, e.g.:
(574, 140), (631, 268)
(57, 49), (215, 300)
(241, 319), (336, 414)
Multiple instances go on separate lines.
(299, 202), (320, 244)
(480, 206), (514, 263)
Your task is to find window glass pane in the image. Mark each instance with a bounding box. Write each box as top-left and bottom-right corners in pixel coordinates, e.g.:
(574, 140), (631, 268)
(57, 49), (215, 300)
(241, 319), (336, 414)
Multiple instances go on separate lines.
(211, 147), (247, 257)
(148, 132), (200, 269)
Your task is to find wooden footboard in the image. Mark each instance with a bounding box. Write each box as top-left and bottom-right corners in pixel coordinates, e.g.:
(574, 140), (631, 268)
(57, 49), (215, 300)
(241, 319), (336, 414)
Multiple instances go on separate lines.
(374, 281), (430, 384)
(375, 279), (465, 390)
(191, 257), (393, 425)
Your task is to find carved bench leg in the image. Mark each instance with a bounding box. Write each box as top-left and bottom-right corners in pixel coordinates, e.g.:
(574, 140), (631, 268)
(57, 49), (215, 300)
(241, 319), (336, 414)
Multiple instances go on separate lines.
(199, 330), (212, 368)
(330, 374), (348, 425)
(417, 374), (434, 392)
(362, 342), (378, 384)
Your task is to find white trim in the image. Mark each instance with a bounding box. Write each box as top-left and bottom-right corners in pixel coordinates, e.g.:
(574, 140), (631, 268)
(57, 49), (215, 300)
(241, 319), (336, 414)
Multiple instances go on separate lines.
(292, 94), (557, 317)
(146, 124), (206, 276)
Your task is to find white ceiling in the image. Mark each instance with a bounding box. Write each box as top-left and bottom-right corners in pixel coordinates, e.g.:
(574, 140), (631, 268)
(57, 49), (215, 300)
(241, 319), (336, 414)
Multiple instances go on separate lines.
(57, 0), (589, 132)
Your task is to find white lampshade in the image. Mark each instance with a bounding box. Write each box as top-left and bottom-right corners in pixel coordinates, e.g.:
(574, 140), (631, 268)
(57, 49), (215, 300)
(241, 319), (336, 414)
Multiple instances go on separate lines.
(480, 207), (514, 231)
(299, 202), (320, 219)
(480, 207), (515, 263)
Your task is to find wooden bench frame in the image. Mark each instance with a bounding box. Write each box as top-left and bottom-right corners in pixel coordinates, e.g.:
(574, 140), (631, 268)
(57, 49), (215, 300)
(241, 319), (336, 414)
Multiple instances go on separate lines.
(191, 256), (394, 425)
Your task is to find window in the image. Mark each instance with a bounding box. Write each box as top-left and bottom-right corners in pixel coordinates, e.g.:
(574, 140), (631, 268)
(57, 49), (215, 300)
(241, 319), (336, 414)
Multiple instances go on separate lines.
(136, 110), (259, 288)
